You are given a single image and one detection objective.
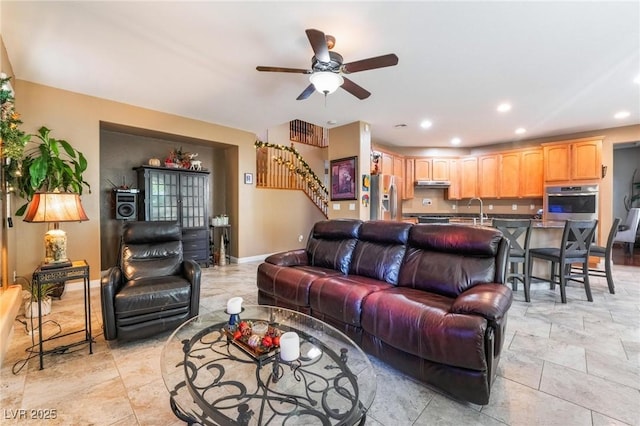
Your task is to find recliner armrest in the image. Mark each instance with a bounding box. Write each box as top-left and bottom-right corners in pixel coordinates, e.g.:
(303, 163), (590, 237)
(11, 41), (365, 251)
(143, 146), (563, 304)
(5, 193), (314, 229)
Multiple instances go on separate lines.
(450, 284), (513, 322)
(100, 266), (124, 340)
(182, 259), (201, 318)
(265, 249), (309, 267)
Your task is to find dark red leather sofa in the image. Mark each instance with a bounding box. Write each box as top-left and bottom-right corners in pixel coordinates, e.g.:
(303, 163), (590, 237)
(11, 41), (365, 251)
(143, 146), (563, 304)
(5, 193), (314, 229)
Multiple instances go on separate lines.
(257, 219), (512, 405)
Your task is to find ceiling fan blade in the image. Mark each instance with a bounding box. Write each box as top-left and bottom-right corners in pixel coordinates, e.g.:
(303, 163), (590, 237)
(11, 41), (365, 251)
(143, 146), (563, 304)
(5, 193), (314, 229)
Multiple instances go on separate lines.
(305, 29), (330, 63)
(296, 84), (316, 100)
(342, 54), (399, 74)
(256, 66), (311, 74)
(341, 77), (371, 100)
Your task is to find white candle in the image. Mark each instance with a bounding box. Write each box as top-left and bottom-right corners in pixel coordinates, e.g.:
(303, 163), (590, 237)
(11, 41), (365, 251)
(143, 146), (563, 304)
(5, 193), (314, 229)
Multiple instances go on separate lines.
(279, 332), (300, 361)
(226, 297), (243, 314)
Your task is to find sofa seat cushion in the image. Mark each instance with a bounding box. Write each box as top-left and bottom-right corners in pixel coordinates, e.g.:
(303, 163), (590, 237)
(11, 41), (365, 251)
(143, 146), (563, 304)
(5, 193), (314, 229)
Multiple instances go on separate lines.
(361, 287), (488, 371)
(257, 263), (340, 307)
(310, 275), (393, 327)
(115, 275), (191, 320)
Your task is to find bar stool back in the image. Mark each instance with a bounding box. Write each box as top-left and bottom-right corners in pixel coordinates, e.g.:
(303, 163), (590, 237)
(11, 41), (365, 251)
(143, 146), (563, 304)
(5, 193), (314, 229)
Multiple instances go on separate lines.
(528, 219), (598, 303)
(493, 219), (533, 301)
(580, 218), (620, 294)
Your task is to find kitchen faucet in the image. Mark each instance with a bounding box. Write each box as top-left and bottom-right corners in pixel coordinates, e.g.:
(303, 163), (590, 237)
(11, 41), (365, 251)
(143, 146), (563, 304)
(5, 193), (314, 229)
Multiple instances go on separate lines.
(468, 197), (486, 225)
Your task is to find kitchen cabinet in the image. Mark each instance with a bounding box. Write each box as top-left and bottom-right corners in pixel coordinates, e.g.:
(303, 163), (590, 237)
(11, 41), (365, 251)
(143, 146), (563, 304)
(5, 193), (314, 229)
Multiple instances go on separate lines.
(393, 156), (404, 178)
(460, 157), (478, 199)
(404, 158), (414, 200)
(478, 155), (499, 198)
(136, 166), (210, 265)
(381, 152), (394, 175)
(499, 151), (520, 198)
(431, 158), (450, 181)
(520, 148), (544, 197)
(446, 159), (461, 200)
(414, 158), (432, 181)
(543, 138), (602, 183)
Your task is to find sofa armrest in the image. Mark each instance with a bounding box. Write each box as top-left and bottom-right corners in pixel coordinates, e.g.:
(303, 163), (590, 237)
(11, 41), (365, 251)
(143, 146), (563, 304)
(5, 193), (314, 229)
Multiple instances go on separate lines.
(265, 249), (309, 267)
(182, 259), (202, 317)
(450, 283), (513, 322)
(100, 266), (124, 340)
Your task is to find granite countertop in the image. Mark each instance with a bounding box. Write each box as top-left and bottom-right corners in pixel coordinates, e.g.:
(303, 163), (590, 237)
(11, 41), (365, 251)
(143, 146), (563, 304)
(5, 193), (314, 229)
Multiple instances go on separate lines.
(404, 214), (567, 229)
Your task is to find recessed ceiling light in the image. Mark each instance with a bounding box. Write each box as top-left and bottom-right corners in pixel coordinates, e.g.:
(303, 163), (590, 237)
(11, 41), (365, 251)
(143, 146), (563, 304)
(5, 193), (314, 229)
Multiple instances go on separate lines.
(497, 103), (512, 113)
(515, 127), (526, 135)
(451, 137), (461, 146)
(420, 120), (432, 129)
(614, 111), (630, 119)
(327, 120), (337, 125)
(394, 123), (407, 128)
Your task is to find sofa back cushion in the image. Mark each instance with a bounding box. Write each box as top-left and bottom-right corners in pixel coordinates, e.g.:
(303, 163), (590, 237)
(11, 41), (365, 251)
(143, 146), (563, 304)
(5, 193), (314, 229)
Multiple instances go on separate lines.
(306, 219), (362, 275)
(120, 221), (183, 281)
(349, 221), (411, 284)
(398, 224), (505, 297)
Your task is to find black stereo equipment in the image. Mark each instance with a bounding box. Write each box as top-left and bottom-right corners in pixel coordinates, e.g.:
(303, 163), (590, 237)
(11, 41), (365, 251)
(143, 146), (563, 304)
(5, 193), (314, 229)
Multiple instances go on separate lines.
(114, 190), (138, 220)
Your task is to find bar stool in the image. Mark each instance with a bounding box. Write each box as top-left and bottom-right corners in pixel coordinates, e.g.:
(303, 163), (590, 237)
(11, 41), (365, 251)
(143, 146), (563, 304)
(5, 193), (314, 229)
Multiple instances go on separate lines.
(576, 218), (620, 294)
(528, 219), (598, 303)
(493, 219), (532, 302)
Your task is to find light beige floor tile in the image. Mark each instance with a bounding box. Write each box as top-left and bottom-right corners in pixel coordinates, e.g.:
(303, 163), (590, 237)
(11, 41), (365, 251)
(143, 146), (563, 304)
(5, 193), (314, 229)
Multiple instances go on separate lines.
(591, 411), (634, 426)
(508, 332), (587, 372)
(496, 347), (544, 389)
(586, 349), (640, 390)
(540, 361), (640, 425)
(481, 376), (592, 425)
(414, 393), (506, 425)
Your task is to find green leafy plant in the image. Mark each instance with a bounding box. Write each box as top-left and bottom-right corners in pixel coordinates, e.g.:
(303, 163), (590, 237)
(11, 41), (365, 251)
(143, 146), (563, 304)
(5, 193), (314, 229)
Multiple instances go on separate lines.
(27, 282), (58, 301)
(10, 126), (90, 216)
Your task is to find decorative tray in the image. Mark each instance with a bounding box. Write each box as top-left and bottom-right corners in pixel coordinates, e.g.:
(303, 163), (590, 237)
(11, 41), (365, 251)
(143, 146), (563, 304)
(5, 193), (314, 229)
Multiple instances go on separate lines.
(223, 320), (282, 361)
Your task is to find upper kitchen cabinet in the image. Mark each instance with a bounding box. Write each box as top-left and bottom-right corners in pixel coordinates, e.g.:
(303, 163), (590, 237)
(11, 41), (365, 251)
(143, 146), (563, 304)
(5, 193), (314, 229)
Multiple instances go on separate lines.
(460, 157), (478, 199)
(543, 138), (602, 183)
(520, 148), (544, 197)
(498, 148), (543, 198)
(478, 155), (499, 198)
(445, 158), (461, 200)
(404, 158), (415, 200)
(414, 158), (432, 181)
(381, 152), (394, 175)
(431, 158), (451, 181)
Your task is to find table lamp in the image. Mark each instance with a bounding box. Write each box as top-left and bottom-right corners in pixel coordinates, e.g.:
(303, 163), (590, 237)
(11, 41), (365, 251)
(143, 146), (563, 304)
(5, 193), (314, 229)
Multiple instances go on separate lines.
(23, 192), (89, 268)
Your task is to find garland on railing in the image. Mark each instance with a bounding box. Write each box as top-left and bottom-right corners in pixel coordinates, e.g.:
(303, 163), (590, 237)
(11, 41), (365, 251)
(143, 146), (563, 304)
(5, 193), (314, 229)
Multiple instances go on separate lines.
(254, 140), (328, 206)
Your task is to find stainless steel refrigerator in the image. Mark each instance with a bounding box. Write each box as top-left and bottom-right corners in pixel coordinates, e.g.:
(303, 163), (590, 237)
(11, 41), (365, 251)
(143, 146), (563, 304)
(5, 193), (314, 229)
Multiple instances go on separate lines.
(370, 174), (402, 220)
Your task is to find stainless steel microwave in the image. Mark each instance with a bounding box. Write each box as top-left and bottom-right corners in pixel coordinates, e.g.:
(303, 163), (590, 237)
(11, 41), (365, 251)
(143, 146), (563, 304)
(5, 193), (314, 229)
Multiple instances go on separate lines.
(544, 185), (598, 221)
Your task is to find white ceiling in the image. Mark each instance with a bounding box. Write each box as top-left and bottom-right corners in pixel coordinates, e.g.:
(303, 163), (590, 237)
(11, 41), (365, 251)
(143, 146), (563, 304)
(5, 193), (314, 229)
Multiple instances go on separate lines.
(1, 1), (639, 148)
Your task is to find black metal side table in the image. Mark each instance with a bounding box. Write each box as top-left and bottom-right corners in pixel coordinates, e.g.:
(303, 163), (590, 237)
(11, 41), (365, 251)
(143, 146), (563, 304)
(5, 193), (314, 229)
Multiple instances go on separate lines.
(32, 260), (93, 369)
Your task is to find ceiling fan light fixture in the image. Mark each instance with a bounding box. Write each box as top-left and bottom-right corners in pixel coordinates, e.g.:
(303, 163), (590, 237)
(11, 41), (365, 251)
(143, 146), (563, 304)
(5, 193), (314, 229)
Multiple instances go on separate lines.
(310, 71), (344, 94)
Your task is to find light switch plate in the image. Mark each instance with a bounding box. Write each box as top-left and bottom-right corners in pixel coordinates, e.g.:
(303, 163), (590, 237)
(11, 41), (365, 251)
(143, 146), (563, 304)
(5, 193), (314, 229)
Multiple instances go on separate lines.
(349, 203), (356, 211)
(512, 204), (518, 211)
(332, 203), (340, 210)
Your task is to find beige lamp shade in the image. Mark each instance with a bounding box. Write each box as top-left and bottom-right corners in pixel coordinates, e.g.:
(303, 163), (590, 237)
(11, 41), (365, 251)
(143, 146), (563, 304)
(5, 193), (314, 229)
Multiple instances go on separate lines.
(23, 192), (88, 264)
(23, 192), (89, 223)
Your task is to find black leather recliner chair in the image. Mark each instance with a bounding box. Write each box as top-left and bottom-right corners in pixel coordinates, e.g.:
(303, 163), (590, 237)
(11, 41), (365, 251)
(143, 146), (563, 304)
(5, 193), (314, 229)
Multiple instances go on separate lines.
(101, 221), (202, 341)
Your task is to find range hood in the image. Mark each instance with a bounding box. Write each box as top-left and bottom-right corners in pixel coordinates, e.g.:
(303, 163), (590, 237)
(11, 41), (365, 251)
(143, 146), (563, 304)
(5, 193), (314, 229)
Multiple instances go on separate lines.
(415, 180), (451, 188)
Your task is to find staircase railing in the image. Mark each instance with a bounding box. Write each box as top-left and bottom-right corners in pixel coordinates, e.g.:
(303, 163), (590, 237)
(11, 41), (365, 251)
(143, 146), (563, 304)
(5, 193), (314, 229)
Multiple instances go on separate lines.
(255, 140), (328, 217)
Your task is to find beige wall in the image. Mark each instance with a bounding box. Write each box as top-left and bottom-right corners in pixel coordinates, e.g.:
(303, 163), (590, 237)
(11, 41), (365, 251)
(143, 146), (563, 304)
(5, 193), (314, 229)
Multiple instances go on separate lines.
(327, 121), (371, 220)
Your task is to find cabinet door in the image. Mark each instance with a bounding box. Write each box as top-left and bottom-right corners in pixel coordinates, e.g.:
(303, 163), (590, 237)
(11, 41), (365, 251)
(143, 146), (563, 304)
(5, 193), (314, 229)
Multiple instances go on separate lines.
(148, 170), (179, 221)
(403, 158), (414, 200)
(572, 140), (602, 180)
(414, 159), (432, 181)
(543, 144), (571, 182)
(499, 152), (521, 198)
(393, 156), (404, 178)
(520, 149), (544, 197)
(446, 159), (461, 200)
(431, 158), (450, 181)
(381, 153), (394, 175)
(460, 157), (478, 199)
(180, 172), (209, 228)
(478, 155), (499, 198)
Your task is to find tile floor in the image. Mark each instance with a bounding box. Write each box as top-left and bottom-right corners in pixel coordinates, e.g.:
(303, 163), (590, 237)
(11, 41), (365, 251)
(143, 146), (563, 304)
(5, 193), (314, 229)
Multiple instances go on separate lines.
(1, 261), (639, 425)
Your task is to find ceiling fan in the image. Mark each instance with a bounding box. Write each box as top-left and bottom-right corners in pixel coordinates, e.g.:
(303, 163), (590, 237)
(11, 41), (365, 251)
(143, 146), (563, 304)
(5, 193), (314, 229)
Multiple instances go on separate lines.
(256, 29), (399, 100)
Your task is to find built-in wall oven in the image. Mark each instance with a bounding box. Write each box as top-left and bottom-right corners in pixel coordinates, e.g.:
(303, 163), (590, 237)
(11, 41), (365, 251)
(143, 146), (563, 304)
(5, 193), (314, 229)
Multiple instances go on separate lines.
(544, 184), (598, 221)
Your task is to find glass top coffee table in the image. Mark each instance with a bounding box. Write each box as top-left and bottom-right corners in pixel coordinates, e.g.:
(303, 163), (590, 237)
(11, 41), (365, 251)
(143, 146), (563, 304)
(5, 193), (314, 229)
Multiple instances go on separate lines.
(161, 305), (376, 425)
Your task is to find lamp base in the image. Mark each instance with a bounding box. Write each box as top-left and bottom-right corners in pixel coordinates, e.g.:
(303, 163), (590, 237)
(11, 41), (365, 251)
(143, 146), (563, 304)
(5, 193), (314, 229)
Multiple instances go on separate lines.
(44, 228), (68, 264)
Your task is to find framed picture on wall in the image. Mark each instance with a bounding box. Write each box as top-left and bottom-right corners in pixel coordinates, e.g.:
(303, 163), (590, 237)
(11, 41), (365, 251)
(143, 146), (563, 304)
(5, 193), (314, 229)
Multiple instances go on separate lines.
(330, 156), (357, 201)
